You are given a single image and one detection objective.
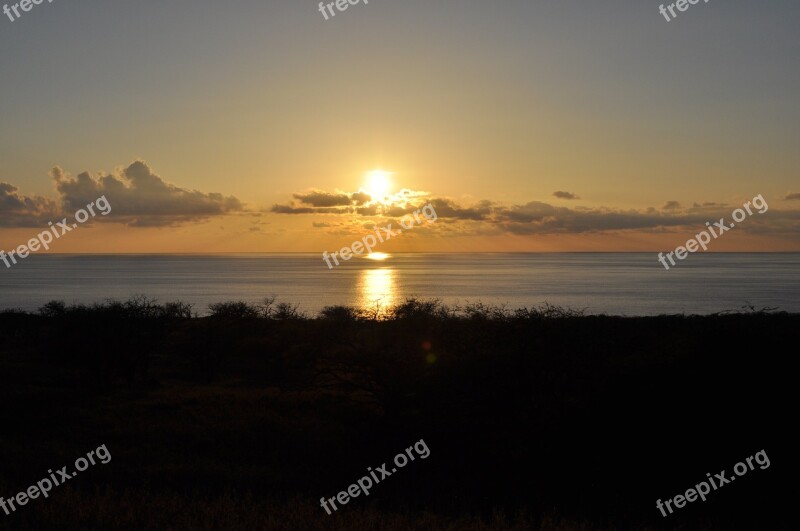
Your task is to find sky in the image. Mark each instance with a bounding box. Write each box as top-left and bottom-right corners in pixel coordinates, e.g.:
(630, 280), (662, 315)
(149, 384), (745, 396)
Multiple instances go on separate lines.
(0, 0), (799, 253)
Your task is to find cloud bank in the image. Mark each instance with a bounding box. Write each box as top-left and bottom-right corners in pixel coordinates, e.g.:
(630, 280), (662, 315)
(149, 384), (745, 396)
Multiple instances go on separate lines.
(0, 183), (59, 227)
(271, 187), (800, 237)
(0, 161), (244, 227)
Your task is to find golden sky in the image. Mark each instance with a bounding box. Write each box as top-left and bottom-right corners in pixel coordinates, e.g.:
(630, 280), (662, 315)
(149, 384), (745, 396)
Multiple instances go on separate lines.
(1, 1), (799, 252)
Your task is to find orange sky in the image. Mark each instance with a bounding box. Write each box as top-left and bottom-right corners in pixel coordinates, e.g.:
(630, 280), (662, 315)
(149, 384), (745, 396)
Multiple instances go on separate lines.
(1, 1), (799, 252)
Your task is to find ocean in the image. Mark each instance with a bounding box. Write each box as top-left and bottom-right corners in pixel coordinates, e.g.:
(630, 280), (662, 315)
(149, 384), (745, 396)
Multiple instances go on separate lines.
(1, 253), (798, 316)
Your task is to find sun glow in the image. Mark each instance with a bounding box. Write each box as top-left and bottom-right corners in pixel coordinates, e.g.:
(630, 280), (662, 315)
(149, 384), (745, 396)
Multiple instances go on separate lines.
(365, 252), (390, 261)
(365, 170), (392, 199)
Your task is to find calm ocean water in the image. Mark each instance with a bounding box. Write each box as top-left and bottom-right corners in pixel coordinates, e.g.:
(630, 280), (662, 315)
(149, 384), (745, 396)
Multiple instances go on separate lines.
(0, 253), (798, 316)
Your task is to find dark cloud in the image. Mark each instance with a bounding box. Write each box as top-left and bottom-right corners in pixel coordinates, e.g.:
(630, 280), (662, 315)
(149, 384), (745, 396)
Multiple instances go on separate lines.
(785, 193), (800, 200)
(293, 191), (352, 207)
(350, 191), (372, 205)
(553, 191), (580, 200)
(54, 160), (243, 227)
(1, 161), (244, 228)
(0, 182), (59, 227)
(499, 201), (558, 223)
(270, 204), (352, 215)
(356, 205), (379, 216)
(291, 190), (377, 207)
(495, 202), (713, 234)
(271, 186), (800, 238)
(384, 205), (416, 217)
(428, 198), (492, 220)
(271, 205), (315, 214)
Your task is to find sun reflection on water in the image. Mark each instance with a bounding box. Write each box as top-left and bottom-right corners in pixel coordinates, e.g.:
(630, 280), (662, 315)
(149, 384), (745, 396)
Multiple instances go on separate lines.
(358, 268), (398, 316)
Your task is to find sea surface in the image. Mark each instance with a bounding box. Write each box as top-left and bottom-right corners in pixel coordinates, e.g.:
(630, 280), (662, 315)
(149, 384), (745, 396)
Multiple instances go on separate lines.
(0, 253), (798, 316)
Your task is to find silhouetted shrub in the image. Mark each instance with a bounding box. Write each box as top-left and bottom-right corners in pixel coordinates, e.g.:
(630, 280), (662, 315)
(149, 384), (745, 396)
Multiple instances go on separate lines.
(163, 301), (195, 319)
(389, 297), (448, 321)
(512, 302), (586, 319)
(208, 301), (261, 319)
(39, 300), (67, 317)
(272, 302), (305, 320)
(320, 305), (359, 321)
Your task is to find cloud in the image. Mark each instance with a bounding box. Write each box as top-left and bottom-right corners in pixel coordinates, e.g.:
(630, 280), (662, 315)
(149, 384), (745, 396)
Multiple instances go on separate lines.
(691, 202), (728, 209)
(553, 191), (580, 200)
(1, 161), (245, 228)
(291, 190), (378, 207)
(271, 205), (352, 215)
(50, 161), (244, 227)
(384, 205), (416, 217)
(272, 189), (378, 214)
(785, 193), (800, 200)
(270, 186), (800, 238)
(356, 205), (379, 216)
(350, 191), (372, 205)
(428, 198), (493, 220)
(0, 182), (59, 227)
(293, 191), (353, 207)
(494, 202), (716, 234)
(273, 193), (491, 221)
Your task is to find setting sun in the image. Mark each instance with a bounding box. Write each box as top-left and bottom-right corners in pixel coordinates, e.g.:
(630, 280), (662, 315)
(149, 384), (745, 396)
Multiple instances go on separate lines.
(365, 170), (392, 199)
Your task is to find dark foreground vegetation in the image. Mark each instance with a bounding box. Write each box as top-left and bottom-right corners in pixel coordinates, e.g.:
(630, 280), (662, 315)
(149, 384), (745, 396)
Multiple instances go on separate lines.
(0, 297), (797, 530)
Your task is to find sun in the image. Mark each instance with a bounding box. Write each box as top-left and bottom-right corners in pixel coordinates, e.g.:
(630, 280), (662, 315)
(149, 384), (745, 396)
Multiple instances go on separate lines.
(365, 170), (392, 199)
